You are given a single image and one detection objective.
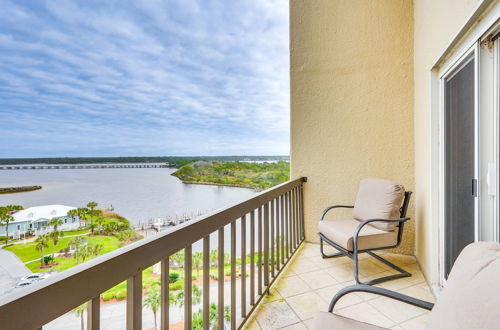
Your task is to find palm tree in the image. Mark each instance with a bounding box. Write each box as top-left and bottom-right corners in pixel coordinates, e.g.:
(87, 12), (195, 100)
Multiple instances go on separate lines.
(86, 202), (98, 233)
(192, 252), (203, 277)
(73, 303), (87, 330)
(69, 236), (87, 250)
(67, 209), (78, 224)
(75, 208), (89, 227)
(144, 285), (161, 329)
(75, 245), (93, 263)
(210, 249), (218, 267)
(92, 244), (103, 256)
(48, 217), (63, 232)
(35, 234), (50, 266)
(192, 303), (231, 330)
(172, 284), (202, 307)
(0, 205), (22, 246)
(0, 208), (14, 246)
(49, 230), (64, 259)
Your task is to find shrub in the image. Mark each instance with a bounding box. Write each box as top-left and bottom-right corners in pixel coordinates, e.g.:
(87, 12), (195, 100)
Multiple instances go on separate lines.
(115, 289), (127, 300)
(169, 280), (183, 291)
(44, 255), (53, 265)
(169, 272), (179, 283)
(101, 292), (113, 301)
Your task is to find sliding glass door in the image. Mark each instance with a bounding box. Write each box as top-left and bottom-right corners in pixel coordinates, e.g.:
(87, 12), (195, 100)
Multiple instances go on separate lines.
(443, 52), (477, 278)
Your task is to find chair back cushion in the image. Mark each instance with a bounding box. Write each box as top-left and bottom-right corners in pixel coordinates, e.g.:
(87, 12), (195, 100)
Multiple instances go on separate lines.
(352, 178), (405, 231)
(427, 242), (500, 330)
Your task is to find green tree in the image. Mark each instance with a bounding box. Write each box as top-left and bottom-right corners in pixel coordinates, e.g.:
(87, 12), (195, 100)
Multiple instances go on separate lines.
(172, 284), (202, 307)
(91, 244), (103, 256)
(35, 234), (50, 266)
(210, 249), (219, 267)
(170, 250), (185, 268)
(86, 202), (98, 233)
(192, 252), (203, 278)
(48, 217), (63, 232)
(49, 230), (64, 259)
(144, 285), (161, 329)
(69, 236), (87, 250)
(0, 205), (22, 246)
(74, 245), (92, 263)
(73, 303), (87, 330)
(192, 303), (231, 330)
(75, 207), (89, 227)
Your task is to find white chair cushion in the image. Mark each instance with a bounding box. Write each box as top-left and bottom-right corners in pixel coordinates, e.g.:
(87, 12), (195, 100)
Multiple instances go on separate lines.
(318, 218), (398, 251)
(353, 178), (405, 231)
(311, 312), (386, 330)
(426, 242), (500, 330)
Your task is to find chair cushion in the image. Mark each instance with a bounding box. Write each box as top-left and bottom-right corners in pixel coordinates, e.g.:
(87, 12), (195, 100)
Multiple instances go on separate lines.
(318, 218), (398, 251)
(426, 242), (500, 330)
(311, 312), (386, 330)
(353, 178), (405, 231)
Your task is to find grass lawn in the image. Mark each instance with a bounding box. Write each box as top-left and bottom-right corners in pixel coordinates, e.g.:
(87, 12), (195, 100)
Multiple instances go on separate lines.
(7, 234), (121, 268)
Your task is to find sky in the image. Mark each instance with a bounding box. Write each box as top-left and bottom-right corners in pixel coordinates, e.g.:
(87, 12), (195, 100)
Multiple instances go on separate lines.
(0, 0), (289, 158)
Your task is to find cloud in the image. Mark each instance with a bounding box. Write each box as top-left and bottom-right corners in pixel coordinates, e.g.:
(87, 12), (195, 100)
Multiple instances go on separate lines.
(0, 0), (289, 157)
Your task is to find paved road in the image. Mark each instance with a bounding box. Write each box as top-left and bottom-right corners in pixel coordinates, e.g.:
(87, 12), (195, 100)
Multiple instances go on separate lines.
(0, 248), (31, 298)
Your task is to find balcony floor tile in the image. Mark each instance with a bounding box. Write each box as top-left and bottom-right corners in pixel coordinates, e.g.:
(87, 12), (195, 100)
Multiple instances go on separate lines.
(244, 243), (434, 330)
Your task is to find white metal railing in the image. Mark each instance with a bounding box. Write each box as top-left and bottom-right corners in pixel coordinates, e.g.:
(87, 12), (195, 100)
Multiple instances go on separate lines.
(0, 177), (306, 330)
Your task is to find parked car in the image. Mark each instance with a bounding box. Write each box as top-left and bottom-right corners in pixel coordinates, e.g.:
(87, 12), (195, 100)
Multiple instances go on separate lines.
(20, 272), (51, 282)
(15, 280), (34, 288)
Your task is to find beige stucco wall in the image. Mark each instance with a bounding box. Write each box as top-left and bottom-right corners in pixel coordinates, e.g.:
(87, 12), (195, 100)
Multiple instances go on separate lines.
(290, 0), (415, 254)
(413, 0), (481, 283)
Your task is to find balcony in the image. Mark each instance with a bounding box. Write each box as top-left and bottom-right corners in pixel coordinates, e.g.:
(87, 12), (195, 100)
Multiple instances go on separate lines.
(0, 178), (307, 329)
(0, 177), (436, 330)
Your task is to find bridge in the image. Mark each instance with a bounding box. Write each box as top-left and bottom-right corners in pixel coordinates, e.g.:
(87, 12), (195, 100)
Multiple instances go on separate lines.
(0, 164), (169, 170)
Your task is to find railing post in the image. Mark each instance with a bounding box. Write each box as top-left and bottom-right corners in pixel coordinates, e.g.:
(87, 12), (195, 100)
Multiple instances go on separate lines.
(250, 211), (255, 306)
(161, 258), (169, 330)
(280, 195), (285, 264)
(263, 203), (269, 288)
(87, 296), (100, 330)
(203, 236), (210, 330)
(240, 215), (247, 317)
(184, 246), (192, 330)
(270, 199), (275, 278)
(257, 206), (263, 295)
(300, 184), (304, 240)
(230, 221), (237, 329)
(126, 272), (142, 330)
(218, 228), (225, 328)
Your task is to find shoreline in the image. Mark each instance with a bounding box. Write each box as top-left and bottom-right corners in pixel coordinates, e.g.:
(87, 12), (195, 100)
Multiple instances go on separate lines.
(0, 186), (42, 194)
(179, 180), (259, 190)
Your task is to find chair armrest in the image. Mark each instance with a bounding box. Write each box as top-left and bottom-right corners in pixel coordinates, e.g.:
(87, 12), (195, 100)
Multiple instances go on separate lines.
(353, 217), (410, 238)
(320, 205), (354, 221)
(328, 284), (434, 312)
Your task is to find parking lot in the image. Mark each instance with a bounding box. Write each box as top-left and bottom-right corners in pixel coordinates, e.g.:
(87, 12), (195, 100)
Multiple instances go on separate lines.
(0, 249), (30, 298)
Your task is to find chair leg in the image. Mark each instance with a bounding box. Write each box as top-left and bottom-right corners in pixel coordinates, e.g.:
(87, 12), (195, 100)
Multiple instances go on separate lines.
(355, 251), (411, 285)
(320, 237), (344, 259)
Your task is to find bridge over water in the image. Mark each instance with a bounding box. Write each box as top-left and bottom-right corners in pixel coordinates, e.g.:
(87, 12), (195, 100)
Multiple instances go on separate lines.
(0, 164), (169, 170)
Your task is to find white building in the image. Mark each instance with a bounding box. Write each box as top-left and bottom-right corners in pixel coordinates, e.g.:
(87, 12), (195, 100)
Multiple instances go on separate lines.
(0, 205), (81, 238)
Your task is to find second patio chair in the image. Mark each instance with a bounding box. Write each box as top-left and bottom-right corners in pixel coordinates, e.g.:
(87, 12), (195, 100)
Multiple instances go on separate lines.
(318, 178), (412, 285)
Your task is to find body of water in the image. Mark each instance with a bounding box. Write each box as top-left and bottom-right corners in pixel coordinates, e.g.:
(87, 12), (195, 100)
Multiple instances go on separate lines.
(0, 167), (257, 225)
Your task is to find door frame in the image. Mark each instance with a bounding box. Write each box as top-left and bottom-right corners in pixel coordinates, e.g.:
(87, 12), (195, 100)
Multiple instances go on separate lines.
(438, 43), (480, 284)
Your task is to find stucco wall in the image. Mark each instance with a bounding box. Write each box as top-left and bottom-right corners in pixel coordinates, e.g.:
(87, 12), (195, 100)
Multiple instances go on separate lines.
(413, 0), (481, 283)
(290, 0), (415, 254)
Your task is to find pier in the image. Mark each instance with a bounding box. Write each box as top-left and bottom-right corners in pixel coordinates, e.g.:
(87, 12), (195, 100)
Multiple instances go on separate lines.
(0, 164), (168, 170)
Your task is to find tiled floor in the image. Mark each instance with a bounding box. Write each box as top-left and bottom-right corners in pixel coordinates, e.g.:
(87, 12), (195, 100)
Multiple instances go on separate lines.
(243, 243), (435, 330)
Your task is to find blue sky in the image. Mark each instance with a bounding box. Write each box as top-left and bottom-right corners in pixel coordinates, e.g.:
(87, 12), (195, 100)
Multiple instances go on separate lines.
(0, 0), (289, 158)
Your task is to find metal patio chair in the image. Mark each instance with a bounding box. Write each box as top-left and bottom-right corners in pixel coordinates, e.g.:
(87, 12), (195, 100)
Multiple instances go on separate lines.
(311, 242), (500, 330)
(318, 178), (412, 285)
